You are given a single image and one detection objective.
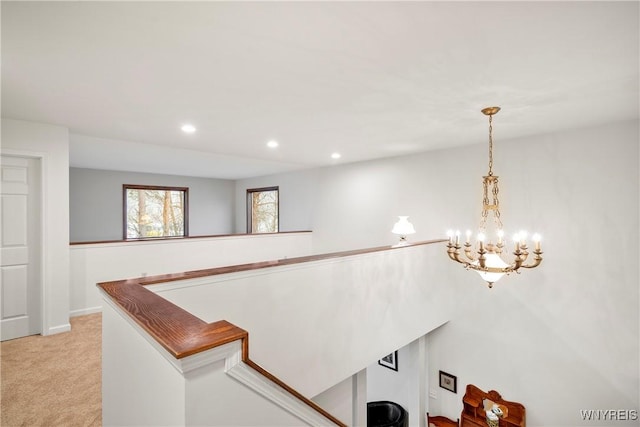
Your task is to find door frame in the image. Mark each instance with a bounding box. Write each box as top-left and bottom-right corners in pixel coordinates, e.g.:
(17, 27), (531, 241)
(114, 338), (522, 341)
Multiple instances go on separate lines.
(1, 149), (47, 337)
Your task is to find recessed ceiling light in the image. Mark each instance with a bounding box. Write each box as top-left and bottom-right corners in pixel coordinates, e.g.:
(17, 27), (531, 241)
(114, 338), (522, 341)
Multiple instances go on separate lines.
(267, 140), (279, 148)
(331, 152), (341, 159)
(181, 124), (196, 134)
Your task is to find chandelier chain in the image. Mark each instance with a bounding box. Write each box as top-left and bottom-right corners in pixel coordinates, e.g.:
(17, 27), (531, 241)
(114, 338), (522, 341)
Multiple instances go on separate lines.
(480, 180), (489, 231)
(492, 178), (503, 230)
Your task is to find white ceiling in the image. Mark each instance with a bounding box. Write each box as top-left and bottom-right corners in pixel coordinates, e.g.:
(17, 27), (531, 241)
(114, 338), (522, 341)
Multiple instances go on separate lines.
(2, 1), (638, 180)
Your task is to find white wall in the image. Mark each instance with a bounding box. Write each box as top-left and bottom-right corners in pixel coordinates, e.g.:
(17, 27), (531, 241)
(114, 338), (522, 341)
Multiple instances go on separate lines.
(70, 232), (313, 316)
(367, 338), (425, 427)
(427, 120), (639, 426)
(312, 370), (367, 427)
(1, 118), (71, 335)
(235, 170), (320, 234)
(235, 120), (640, 426)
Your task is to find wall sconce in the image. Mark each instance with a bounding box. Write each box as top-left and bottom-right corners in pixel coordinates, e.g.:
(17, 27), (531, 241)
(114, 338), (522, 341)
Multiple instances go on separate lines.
(392, 216), (416, 246)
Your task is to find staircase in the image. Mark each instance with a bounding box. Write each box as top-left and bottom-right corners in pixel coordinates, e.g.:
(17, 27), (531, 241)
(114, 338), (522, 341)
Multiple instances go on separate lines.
(99, 239), (450, 426)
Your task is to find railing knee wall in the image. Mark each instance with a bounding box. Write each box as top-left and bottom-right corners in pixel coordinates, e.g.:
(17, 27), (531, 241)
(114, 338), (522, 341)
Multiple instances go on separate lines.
(101, 295), (340, 426)
(99, 239), (449, 426)
(72, 231), (313, 317)
(152, 241), (450, 398)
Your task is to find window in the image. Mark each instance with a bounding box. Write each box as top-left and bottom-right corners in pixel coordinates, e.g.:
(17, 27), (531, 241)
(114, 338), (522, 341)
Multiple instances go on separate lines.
(247, 186), (279, 233)
(123, 185), (188, 239)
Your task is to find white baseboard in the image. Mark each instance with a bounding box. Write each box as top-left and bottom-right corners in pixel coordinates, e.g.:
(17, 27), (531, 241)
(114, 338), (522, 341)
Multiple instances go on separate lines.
(45, 323), (71, 335)
(70, 306), (102, 317)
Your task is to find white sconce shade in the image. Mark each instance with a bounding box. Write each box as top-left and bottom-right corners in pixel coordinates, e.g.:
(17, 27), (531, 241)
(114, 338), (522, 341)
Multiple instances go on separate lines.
(392, 216), (416, 245)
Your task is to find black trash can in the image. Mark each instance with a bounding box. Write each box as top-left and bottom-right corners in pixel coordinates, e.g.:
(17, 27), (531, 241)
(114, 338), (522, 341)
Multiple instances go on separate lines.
(367, 401), (408, 427)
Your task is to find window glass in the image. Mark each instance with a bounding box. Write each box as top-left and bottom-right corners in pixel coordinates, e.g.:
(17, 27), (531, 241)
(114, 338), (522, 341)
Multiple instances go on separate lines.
(247, 187), (279, 233)
(124, 185), (188, 239)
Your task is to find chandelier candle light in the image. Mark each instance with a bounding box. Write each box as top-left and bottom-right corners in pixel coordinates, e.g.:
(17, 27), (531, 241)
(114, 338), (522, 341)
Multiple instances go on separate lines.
(446, 107), (543, 288)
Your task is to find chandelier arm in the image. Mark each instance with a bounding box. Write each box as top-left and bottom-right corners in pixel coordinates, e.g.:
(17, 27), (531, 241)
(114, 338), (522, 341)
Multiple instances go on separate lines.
(518, 250), (543, 269)
(447, 244), (468, 264)
(463, 243), (477, 262)
(446, 250), (459, 262)
(511, 251), (526, 270)
(446, 243), (458, 259)
(447, 243), (489, 270)
(491, 251), (525, 273)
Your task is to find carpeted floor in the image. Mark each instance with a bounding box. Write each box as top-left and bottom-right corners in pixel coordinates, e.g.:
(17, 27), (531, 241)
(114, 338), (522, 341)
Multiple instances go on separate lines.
(1, 313), (102, 427)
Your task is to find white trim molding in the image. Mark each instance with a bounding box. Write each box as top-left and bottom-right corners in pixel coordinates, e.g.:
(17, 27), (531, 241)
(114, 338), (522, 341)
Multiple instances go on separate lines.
(226, 359), (338, 426)
(70, 306), (102, 318)
(45, 323), (71, 335)
(0, 149), (49, 337)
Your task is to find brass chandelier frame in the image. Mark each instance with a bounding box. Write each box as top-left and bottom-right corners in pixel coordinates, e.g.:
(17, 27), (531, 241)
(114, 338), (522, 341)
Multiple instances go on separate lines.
(446, 107), (543, 287)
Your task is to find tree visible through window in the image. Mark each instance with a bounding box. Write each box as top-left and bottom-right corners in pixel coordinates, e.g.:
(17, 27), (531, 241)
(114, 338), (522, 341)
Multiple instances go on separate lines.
(247, 187), (279, 233)
(124, 185), (188, 239)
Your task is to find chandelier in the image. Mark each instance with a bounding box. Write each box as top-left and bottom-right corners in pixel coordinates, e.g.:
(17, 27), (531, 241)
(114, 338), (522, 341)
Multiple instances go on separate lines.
(446, 107), (543, 288)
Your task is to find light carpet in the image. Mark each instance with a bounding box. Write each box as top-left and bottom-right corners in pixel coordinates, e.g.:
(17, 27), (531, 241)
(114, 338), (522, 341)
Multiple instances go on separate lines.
(1, 313), (102, 426)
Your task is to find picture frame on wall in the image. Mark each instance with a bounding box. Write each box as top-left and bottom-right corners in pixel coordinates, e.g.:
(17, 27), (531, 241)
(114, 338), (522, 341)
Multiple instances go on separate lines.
(439, 370), (457, 393)
(378, 351), (398, 371)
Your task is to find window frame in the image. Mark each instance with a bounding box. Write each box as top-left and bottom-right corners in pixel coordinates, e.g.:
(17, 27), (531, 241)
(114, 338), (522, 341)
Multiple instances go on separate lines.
(246, 186), (279, 234)
(122, 184), (189, 240)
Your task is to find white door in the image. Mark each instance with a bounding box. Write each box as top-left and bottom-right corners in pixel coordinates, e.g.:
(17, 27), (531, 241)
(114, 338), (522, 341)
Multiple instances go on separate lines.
(1, 155), (41, 341)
